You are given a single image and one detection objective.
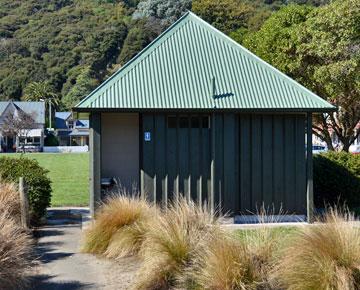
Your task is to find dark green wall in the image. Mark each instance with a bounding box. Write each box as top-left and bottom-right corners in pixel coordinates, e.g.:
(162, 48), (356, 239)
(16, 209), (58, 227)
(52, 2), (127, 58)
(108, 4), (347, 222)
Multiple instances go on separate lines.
(89, 112), (101, 216)
(141, 113), (306, 215)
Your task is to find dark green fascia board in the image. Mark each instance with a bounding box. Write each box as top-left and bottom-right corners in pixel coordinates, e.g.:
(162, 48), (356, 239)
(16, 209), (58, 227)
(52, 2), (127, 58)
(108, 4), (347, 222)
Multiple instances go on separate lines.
(72, 106), (337, 114)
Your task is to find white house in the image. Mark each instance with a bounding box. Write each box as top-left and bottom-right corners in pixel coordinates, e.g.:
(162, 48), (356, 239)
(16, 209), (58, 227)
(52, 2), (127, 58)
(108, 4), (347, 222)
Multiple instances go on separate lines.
(0, 101), (45, 152)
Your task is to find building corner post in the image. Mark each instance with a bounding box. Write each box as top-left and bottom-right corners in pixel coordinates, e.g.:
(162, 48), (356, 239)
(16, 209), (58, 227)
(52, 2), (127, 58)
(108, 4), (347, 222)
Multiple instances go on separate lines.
(210, 113), (216, 214)
(90, 112), (101, 217)
(306, 112), (314, 223)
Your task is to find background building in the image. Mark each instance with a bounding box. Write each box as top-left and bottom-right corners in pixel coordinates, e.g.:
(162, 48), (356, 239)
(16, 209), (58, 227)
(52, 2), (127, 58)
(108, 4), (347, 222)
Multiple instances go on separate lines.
(0, 101), (45, 152)
(55, 112), (89, 147)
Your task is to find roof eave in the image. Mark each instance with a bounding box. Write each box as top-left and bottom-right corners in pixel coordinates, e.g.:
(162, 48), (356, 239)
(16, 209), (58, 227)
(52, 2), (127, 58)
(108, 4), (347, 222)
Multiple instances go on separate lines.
(72, 106), (337, 113)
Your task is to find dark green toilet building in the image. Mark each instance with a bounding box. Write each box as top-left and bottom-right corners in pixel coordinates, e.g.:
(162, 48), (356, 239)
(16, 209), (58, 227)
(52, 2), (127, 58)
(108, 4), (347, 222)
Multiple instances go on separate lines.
(73, 12), (335, 220)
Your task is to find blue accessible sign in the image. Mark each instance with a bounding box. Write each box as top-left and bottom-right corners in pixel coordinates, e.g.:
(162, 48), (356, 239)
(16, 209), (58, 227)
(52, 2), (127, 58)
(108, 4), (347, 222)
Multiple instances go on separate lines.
(144, 132), (151, 142)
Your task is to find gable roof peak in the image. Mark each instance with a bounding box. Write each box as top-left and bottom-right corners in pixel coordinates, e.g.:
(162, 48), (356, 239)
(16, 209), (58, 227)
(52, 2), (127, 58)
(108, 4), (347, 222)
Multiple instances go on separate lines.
(75, 12), (335, 112)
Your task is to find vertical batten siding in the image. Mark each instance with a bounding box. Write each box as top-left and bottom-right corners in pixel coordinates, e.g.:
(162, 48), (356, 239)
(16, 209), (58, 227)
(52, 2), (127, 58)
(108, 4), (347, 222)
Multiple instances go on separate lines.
(251, 115), (262, 208)
(295, 115), (306, 211)
(214, 114), (223, 210)
(262, 115), (274, 207)
(223, 113), (238, 213)
(240, 115), (252, 210)
(89, 112), (101, 216)
(273, 115), (285, 212)
(141, 114), (155, 201)
(141, 113), (307, 214)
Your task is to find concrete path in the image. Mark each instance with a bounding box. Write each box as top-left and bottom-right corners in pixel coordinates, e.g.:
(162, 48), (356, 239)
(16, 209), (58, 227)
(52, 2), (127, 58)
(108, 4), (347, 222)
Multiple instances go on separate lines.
(31, 208), (139, 290)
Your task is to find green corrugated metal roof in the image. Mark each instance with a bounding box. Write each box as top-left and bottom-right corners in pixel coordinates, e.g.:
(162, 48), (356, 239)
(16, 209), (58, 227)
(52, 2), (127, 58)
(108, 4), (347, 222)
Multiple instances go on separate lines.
(75, 12), (335, 112)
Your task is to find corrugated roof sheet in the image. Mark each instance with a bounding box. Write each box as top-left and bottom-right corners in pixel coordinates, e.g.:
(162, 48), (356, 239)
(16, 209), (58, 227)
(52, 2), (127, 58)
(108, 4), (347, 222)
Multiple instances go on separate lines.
(0, 101), (45, 123)
(75, 12), (335, 112)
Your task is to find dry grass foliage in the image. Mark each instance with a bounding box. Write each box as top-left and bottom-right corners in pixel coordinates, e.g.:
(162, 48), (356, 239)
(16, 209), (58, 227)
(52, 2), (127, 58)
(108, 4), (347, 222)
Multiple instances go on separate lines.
(82, 194), (156, 255)
(83, 195), (360, 290)
(191, 210), (284, 290)
(191, 234), (260, 290)
(106, 215), (155, 259)
(0, 211), (33, 289)
(0, 180), (20, 221)
(134, 197), (220, 290)
(241, 209), (290, 286)
(273, 208), (360, 290)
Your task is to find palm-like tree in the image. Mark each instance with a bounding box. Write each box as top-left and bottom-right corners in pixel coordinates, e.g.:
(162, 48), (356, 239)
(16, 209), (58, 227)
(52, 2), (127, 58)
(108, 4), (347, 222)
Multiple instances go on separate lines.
(23, 81), (59, 129)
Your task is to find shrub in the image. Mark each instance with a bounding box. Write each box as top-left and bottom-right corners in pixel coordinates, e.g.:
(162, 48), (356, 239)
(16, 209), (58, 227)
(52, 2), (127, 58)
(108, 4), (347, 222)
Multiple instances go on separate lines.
(0, 157), (52, 223)
(273, 208), (360, 290)
(314, 152), (360, 209)
(0, 211), (33, 289)
(134, 197), (220, 290)
(0, 180), (21, 222)
(82, 194), (155, 255)
(44, 133), (59, 146)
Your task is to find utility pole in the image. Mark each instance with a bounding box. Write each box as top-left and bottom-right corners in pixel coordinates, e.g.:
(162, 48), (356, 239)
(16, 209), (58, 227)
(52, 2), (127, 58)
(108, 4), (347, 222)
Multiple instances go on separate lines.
(49, 100), (52, 129)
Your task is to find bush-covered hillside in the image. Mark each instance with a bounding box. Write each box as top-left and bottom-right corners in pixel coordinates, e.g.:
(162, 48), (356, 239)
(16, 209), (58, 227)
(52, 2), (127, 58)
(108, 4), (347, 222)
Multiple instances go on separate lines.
(0, 0), (330, 109)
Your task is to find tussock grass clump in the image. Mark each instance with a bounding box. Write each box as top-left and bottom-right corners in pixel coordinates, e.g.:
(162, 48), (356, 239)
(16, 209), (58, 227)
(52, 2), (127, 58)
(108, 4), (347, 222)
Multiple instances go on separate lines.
(82, 194), (155, 255)
(134, 197), (220, 290)
(273, 209), (360, 290)
(241, 211), (293, 286)
(191, 234), (260, 290)
(105, 214), (155, 259)
(0, 212), (33, 289)
(0, 180), (20, 221)
(193, 211), (286, 290)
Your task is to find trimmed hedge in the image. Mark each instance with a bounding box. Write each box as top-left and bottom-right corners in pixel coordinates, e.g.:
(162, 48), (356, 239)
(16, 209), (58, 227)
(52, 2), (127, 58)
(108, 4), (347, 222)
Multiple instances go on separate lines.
(0, 157), (52, 223)
(314, 152), (360, 209)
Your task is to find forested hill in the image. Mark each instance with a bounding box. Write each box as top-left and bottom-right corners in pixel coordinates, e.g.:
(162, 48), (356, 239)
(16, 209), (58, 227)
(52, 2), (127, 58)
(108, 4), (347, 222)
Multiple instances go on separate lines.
(0, 0), (329, 109)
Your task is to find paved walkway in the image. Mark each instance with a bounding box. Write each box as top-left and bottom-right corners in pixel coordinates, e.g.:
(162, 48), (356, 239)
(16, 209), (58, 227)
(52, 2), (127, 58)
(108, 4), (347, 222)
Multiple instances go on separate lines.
(31, 208), (139, 290)
(30, 208), (309, 289)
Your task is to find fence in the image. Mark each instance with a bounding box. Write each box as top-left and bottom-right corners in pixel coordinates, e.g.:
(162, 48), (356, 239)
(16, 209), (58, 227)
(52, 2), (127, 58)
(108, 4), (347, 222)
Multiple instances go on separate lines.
(43, 146), (89, 153)
(19, 177), (30, 229)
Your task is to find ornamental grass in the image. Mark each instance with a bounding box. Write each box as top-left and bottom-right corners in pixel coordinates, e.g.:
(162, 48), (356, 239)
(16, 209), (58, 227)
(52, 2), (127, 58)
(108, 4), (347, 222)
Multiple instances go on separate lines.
(133, 197), (220, 290)
(0, 180), (21, 222)
(82, 193), (156, 255)
(0, 211), (33, 289)
(272, 208), (360, 290)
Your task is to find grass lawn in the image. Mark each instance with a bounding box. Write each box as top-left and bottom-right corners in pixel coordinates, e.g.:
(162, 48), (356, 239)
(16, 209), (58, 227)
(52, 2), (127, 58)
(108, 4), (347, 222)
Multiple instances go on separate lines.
(233, 226), (298, 241)
(1, 153), (89, 207)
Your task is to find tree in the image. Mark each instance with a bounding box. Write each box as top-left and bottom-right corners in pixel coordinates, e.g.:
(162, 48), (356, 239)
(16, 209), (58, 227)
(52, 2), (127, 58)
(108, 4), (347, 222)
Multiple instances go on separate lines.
(243, 4), (313, 74)
(117, 19), (160, 65)
(296, 0), (360, 152)
(133, 0), (191, 28)
(62, 67), (98, 109)
(192, 0), (254, 35)
(0, 109), (36, 153)
(23, 81), (59, 128)
(244, 1), (360, 151)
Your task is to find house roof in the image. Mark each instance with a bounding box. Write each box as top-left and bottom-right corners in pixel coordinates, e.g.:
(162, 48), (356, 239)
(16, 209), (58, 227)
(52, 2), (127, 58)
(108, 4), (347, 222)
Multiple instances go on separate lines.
(55, 112), (89, 129)
(55, 112), (71, 129)
(75, 12), (335, 112)
(0, 101), (45, 123)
